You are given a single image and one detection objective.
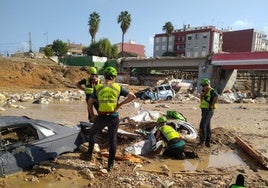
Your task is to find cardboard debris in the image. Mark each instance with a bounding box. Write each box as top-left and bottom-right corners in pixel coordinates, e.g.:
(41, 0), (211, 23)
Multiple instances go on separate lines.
(101, 152), (143, 163)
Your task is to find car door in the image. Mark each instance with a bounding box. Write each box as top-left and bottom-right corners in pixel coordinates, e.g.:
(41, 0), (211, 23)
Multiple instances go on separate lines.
(157, 85), (168, 100)
(27, 124), (56, 163)
(0, 141), (35, 177)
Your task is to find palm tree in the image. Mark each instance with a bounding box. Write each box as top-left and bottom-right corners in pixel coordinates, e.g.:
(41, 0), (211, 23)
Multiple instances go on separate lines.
(162, 22), (174, 53)
(117, 11), (131, 57)
(88, 11), (101, 44)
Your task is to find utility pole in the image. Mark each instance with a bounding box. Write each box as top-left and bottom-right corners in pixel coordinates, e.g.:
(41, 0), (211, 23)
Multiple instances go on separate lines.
(43, 32), (48, 46)
(29, 32), (32, 52)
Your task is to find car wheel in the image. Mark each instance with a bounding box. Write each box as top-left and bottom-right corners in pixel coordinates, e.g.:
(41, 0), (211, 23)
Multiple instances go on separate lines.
(176, 121), (198, 140)
(166, 96), (172, 100)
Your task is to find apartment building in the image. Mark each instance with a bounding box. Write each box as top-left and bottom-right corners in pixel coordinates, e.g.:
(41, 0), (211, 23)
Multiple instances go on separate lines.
(67, 42), (84, 56)
(222, 29), (268, 52)
(153, 25), (223, 58)
(116, 40), (145, 57)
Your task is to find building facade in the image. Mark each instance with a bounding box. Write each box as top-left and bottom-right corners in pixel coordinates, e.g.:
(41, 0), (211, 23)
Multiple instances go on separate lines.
(67, 42), (84, 56)
(222, 29), (268, 52)
(116, 40), (145, 57)
(153, 25), (223, 58)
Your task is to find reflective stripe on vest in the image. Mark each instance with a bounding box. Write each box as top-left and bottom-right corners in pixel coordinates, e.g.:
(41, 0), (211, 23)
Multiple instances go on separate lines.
(96, 83), (120, 113)
(159, 125), (180, 141)
(85, 78), (100, 94)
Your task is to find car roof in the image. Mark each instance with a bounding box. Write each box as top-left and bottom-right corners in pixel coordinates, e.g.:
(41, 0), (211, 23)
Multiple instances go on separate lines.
(0, 116), (77, 133)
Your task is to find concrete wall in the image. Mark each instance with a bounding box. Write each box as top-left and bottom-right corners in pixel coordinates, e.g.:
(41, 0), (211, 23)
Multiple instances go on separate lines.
(197, 61), (237, 94)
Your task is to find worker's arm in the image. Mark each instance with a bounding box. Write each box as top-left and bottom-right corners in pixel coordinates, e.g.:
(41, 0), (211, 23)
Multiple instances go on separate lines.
(76, 82), (85, 91)
(88, 98), (96, 122)
(210, 96), (218, 109)
(76, 79), (87, 91)
(210, 90), (219, 109)
(115, 92), (136, 111)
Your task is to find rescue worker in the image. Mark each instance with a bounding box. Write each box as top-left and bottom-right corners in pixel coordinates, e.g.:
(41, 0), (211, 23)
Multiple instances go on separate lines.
(198, 78), (218, 147)
(229, 174), (245, 188)
(76, 66), (100, 122)
(155, 116), (186, 160)
(86, 66), (136, 171)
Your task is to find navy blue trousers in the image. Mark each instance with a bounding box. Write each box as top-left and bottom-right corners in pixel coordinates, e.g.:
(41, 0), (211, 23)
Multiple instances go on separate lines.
(199, 108), (214, 143)
(87, 114), (119, 167)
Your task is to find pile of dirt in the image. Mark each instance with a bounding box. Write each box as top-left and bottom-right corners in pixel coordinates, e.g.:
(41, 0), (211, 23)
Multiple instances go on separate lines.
(0, 56), (144, 95)
(0, 56), (88, 92)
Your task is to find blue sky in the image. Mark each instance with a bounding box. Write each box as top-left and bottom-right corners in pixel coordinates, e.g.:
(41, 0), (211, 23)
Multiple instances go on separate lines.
(1, 0), (267, 57)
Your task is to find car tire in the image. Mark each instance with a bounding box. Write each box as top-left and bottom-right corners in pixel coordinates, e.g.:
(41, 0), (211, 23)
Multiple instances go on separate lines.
(176, 121), (198, 140)
(166, 96), (172, 100)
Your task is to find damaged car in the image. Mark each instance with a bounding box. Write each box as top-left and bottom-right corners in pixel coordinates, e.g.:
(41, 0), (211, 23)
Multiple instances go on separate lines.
(0, 116), (84, 177)
(136, 84), (175, 100)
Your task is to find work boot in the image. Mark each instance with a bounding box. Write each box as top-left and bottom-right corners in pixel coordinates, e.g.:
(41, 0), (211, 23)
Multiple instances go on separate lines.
(178, 152), (186, 160)
(185, 151), (199, 159)
(205, 141), (210, 148)
(107, 158), (114, 172)
(80, 153), (92, 161)
(197, 141), (204, 147)
(107, 164), (114, 172)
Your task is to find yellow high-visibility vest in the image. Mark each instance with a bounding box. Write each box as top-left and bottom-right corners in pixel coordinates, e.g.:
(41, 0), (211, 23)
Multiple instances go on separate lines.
(199, 88), (217, 109)
(159, 125), (180, 141)
(95, 83), (120, 112)
(85, 78), (100, 94)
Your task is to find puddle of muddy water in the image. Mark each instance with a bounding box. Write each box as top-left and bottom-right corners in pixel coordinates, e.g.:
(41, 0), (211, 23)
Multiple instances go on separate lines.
(2, 172), (90, 188)
(142, 149), (246, 173)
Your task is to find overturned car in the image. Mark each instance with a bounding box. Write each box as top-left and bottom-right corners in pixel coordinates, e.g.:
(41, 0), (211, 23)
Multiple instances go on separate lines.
(0, 116), (85, 177)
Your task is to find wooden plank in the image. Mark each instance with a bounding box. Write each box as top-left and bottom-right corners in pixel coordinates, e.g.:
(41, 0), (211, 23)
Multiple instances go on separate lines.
(235, 136), (268, 169)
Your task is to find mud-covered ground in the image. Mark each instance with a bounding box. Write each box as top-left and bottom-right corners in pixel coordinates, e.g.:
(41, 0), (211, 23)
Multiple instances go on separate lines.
(0, 56), (268, 187)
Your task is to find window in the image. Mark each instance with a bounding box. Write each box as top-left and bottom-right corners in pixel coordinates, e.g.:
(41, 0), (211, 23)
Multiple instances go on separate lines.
(36, 125), (55, 137)
(203, 34), (207, 39)
(0, 124), (38, 148)
(164, 85), (171, 90)
(177, 45), (185, 50)
(187, 35), (192, 40)
(158, 86), (164, 91)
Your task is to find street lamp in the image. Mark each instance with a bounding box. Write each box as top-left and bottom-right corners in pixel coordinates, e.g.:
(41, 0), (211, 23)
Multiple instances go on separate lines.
(43, 32), (48, 46)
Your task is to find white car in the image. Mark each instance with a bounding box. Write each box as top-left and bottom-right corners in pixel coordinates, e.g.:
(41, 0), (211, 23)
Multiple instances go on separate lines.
(142, 84), (175, 100)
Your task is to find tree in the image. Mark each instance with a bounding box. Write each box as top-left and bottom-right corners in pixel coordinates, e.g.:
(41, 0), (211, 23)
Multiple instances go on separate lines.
(52, 39), (68, 58)
(84, 38), (118, 59)
(110, 45), (118, 59)
(162, 21), (174, 53)
(44, 46), (54, 57)
(117, 11), (131, 57)
(88, 11), (101, 44)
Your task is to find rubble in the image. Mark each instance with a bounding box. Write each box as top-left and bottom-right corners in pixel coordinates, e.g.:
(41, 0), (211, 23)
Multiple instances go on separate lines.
(0, 57), (267, 187)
